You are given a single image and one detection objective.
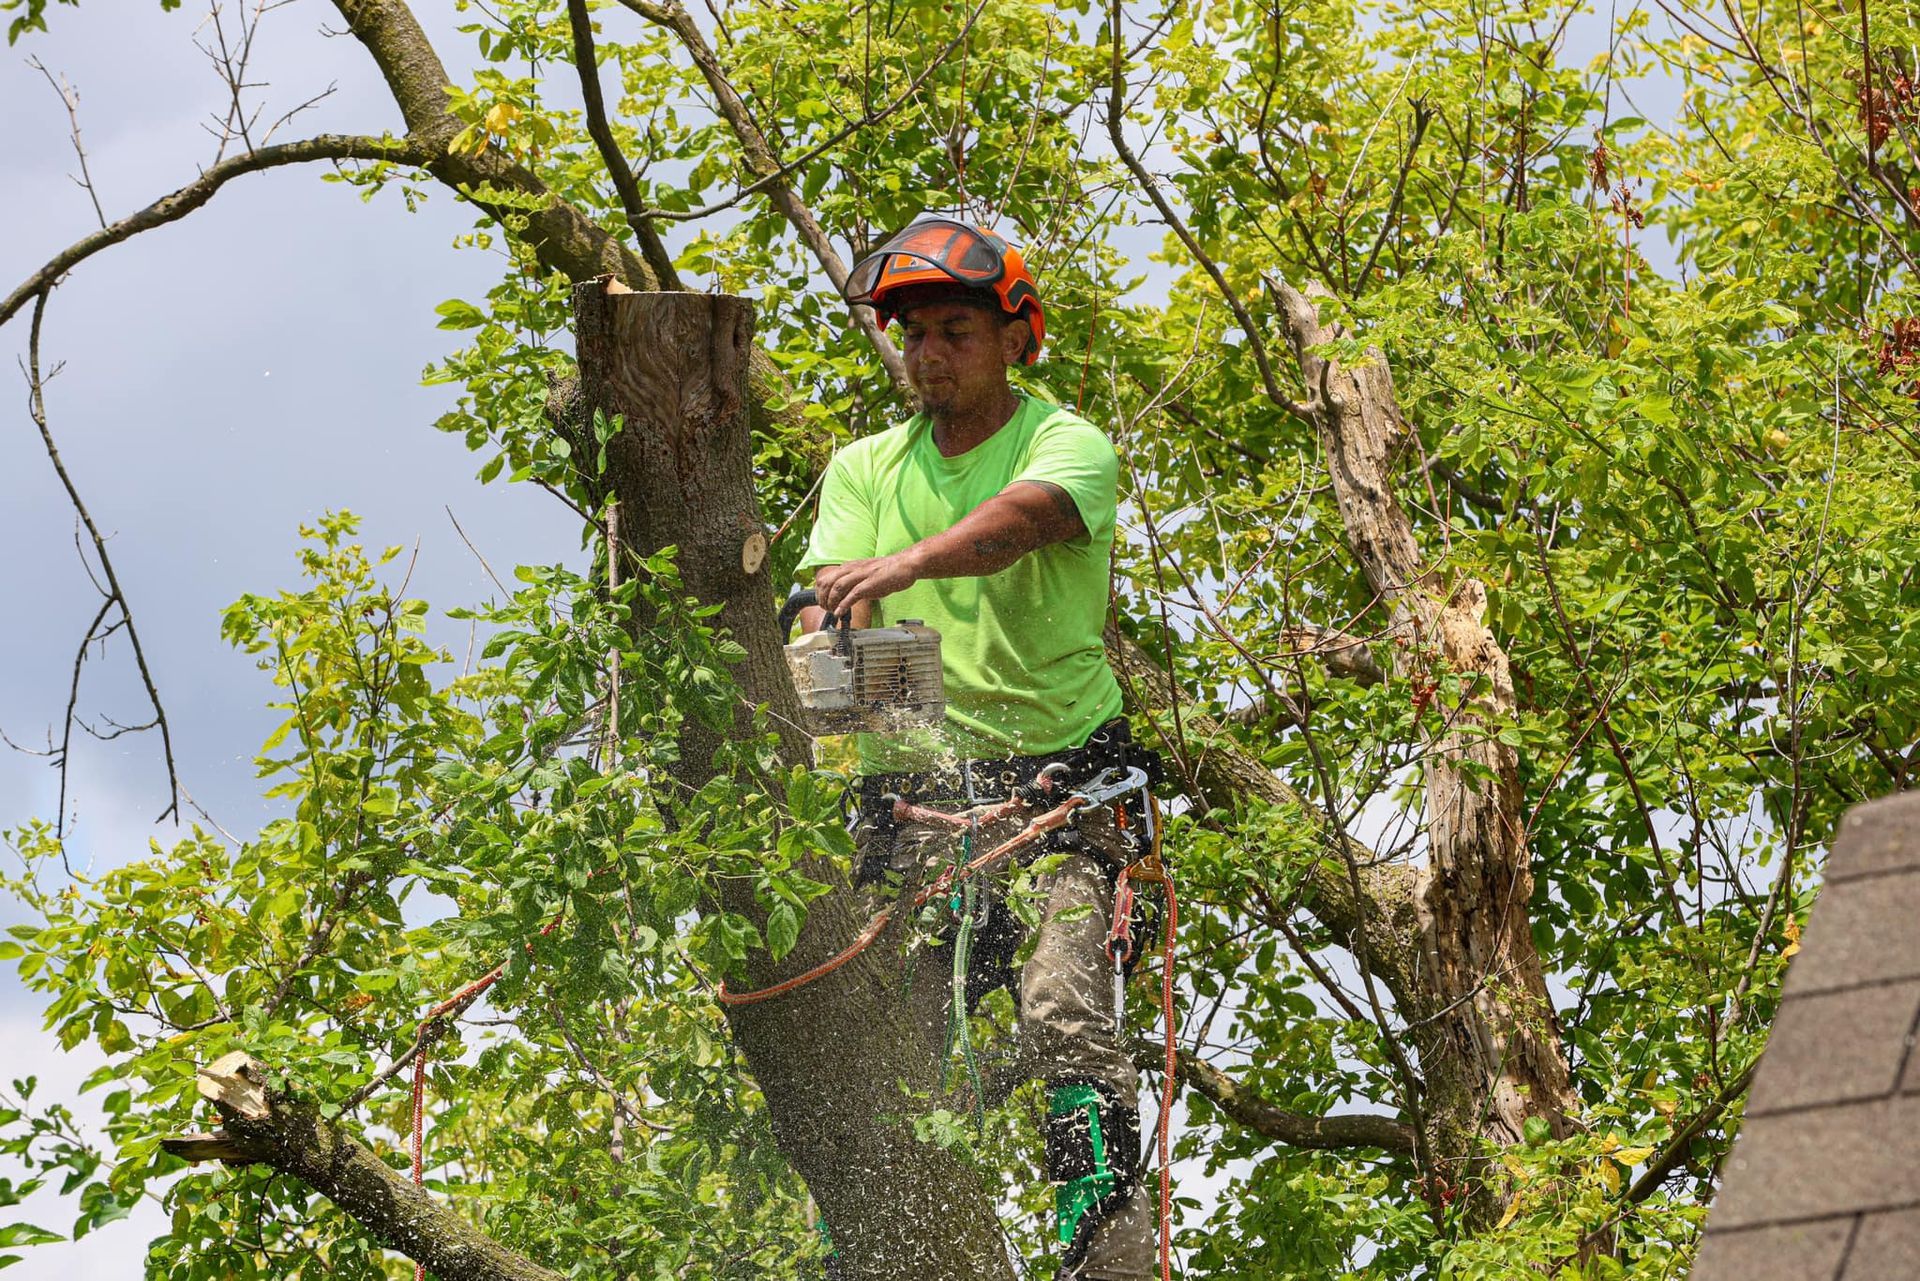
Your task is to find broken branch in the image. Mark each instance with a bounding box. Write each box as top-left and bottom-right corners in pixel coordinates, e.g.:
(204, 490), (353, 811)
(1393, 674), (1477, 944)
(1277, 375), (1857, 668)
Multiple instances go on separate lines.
(163, 1053), (564, 1281)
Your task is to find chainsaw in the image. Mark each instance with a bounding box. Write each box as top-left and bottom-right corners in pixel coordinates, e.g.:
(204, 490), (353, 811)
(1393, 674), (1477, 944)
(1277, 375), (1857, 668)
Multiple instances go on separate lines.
(777, 588), (945, 736)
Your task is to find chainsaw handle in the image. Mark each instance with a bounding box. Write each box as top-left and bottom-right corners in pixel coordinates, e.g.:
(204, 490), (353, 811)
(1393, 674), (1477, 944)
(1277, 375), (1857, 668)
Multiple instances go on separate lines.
(776, 588), (851, 641)
(777, 588), (816, 639)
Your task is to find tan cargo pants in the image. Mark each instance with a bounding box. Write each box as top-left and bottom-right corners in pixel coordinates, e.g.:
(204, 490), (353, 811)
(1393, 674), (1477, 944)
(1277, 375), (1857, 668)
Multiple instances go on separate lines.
(859, 800), (1159, 1281)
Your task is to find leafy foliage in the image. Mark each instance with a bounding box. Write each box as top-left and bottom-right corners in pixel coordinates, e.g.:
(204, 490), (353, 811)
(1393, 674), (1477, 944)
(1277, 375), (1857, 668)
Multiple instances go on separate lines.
(5, 0), (1919, 1276)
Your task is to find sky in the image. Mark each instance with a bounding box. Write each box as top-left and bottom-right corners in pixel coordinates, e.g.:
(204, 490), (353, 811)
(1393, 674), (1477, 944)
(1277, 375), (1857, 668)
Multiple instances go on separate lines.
(0, 2), (586, 1271)
(0, 1), (1686, 1275)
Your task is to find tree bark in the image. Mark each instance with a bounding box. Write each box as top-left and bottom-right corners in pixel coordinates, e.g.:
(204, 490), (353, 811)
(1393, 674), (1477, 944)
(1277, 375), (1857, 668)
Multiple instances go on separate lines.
(571, 281), (1016, 1281)
(1273, 280), (1577, 1206)
(1167, 1047), (1418, 1154)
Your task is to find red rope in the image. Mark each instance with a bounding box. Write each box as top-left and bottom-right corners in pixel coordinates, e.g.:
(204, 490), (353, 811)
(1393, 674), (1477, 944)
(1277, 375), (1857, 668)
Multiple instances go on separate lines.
(1157, 872), (1179, 1281)
(406, 915), (561, 1280)
(718, 795), (1087, 1007)
(410, 1044), (427, 1281)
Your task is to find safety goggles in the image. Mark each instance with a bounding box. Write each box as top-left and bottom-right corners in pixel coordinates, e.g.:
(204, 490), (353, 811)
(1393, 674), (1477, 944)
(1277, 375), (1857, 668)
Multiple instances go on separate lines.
(843, 219), (1008, 307)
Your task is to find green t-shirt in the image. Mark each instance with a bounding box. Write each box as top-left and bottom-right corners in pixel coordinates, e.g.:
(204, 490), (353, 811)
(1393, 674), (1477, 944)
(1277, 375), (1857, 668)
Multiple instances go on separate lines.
(797, 393), (1125, 774)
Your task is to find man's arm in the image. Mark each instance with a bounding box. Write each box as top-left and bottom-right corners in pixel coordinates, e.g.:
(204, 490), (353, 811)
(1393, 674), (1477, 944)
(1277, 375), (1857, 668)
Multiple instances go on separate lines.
(812, 481), (1085, 617)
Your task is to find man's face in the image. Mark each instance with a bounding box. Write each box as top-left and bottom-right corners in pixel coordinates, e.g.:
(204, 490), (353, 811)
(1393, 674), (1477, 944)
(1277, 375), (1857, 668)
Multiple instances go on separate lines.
(898, 300), (1026, 417)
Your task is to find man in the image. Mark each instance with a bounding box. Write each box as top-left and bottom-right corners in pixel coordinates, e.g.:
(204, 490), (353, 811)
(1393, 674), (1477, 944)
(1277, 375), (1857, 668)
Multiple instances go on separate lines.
(796, 219), (1158, 1280)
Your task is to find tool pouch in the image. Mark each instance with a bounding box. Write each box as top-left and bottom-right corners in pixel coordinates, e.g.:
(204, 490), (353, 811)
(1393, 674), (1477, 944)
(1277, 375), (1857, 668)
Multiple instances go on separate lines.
(1045, 1079), (1140, 1271)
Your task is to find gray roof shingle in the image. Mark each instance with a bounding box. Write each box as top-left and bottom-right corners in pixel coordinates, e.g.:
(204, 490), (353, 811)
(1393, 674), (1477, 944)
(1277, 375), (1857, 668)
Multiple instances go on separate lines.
(1692, 791), (1920, 1281)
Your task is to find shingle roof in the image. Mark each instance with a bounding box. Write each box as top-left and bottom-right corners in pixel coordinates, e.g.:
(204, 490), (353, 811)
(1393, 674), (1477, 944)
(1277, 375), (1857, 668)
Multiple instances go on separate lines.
(1692, 790), (1920, 1281)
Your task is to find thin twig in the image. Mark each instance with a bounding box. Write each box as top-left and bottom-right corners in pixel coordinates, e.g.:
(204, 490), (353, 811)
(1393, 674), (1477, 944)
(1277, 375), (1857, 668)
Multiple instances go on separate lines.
(445, 506), (510, 598)
(28, 58), (107, 229)
(549, 999), (671, 1134)
(23, 292), (179, 836)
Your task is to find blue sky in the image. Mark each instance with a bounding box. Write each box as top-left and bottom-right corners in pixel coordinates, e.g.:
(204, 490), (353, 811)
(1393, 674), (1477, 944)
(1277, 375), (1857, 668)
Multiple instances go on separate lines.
(1, 3), (587, 1270)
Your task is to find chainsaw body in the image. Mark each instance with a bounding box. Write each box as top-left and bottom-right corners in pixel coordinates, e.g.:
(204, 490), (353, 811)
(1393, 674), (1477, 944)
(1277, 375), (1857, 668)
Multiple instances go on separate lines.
(783, 617), (945, 736)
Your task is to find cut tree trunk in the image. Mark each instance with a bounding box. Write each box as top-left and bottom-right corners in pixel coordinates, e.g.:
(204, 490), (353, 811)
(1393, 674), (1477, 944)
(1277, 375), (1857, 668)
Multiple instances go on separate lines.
(570, 280), (1016, 1281)
(1272, 280), (1577, 1210)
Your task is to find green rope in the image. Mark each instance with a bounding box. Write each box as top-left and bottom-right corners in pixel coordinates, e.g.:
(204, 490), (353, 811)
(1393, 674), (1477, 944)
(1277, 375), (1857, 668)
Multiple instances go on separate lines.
(941, 823), (987, 1133)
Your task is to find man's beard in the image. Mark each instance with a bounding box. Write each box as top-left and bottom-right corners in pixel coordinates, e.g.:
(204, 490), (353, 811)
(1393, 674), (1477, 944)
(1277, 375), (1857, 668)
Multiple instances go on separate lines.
(914, 376), (960, 417)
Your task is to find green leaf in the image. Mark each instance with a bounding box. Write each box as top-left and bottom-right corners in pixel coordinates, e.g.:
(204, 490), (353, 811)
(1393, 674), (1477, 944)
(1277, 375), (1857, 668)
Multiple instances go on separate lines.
(434, 298), (488, 330)
(765, 902), (800, 961)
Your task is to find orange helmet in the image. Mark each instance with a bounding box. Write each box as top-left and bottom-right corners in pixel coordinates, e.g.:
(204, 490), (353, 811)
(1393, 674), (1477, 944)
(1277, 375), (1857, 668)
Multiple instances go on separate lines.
(844, 219), (1046, 365)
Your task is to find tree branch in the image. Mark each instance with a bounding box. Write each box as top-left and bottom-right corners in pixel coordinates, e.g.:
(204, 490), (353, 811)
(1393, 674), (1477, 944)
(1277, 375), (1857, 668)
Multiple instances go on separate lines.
(1419, 452), (1504, 510)
(23, 293), (178, 835)
(1270, 276), (1578, 1200)
(1355, 103), (1433, 289)
(1, 133), (428, 330)
(1230, 626), (1389, 726)
(1625, 1059), (1757, 1205)
(163, 1053), (563, 1281)
(1544, 1058), (1761, 1274)
(564, 0), (682, 289)
(327, 0), (655, 289)
(617, 0), (913, 395)
(28, 57), (107, 230)
(1154, 1044), (1417, 1155)
(1282, 626), (1387, 685)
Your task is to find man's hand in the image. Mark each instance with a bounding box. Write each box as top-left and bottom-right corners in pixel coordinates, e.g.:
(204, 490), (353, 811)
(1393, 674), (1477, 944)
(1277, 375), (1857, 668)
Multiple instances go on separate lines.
(814, 552), (924, 617)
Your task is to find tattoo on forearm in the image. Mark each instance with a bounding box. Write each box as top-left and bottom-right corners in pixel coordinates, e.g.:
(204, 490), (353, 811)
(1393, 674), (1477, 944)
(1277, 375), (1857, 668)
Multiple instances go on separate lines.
(971, 535), (1022, 560)
(1029, 480), (1081, 526)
